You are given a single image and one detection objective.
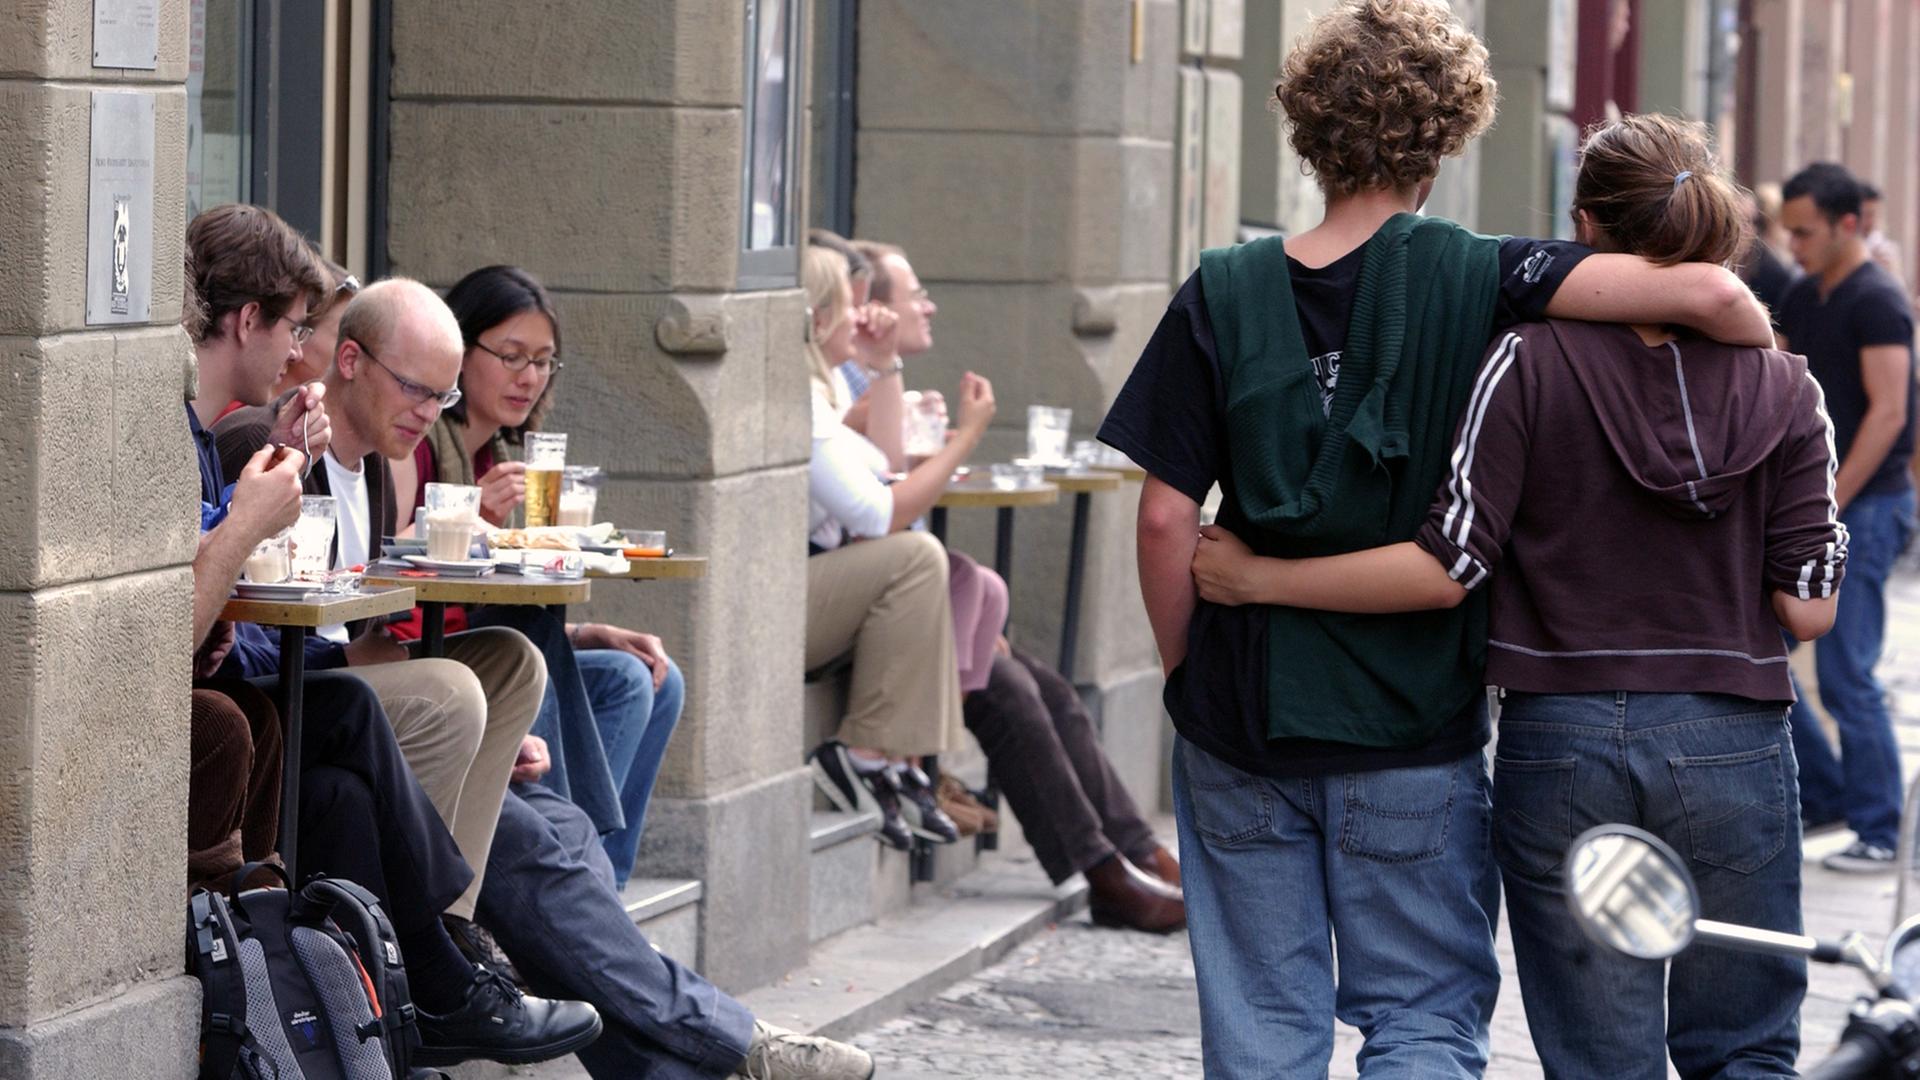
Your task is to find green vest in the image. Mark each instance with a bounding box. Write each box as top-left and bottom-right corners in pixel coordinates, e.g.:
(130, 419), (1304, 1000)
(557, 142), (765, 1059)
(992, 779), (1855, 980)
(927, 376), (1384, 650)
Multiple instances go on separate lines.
(1200, 212), (1502, 748)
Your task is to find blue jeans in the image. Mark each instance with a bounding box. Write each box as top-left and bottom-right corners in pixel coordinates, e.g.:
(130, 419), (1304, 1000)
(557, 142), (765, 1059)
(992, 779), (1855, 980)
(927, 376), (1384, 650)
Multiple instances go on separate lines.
(1494, 692), (1804, 1079)
(479, 786), (754, 1080)
(585, 651), (684, 888)
(1790, 486), (1914, 849)
(1172, 737), (1500, 1079)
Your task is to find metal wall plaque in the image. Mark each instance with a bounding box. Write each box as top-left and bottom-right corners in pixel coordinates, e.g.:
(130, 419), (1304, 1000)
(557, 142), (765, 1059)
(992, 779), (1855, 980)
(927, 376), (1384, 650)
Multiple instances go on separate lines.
(93, 0), (160, 69)
(86, 91), (156, 326)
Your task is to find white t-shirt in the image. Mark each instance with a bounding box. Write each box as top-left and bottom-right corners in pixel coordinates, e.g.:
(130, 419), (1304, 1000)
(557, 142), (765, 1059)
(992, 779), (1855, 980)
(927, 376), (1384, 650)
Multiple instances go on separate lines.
(318, 450), (372, 644)
(807, 371), (893, 551)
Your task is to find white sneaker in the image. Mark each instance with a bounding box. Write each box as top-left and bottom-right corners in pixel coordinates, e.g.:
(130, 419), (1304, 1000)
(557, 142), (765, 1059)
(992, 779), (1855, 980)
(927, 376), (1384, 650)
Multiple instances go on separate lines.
(736, 1019), (874, 1080)
(1823, 840), (1897, 873)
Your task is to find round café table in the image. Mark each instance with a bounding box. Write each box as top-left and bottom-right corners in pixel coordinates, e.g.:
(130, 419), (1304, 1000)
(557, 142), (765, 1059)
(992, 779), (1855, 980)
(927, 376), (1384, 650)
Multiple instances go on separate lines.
(926, 480), (1059, 865)
(362, 568), (591, 658)
(220, 585), (418, 879)
(1044, 470), (1123, 677)
(928, 480), (1060, 593)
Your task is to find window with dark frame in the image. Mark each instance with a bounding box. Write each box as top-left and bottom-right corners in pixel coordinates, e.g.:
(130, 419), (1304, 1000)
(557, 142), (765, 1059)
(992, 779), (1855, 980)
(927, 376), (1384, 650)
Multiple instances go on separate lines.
(740, 0), (804, 289)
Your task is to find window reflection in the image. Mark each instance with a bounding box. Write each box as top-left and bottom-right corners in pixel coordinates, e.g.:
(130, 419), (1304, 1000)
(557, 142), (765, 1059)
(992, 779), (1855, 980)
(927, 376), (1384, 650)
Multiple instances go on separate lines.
(746, 0), (792, 251)
(186, 0), (251, 218)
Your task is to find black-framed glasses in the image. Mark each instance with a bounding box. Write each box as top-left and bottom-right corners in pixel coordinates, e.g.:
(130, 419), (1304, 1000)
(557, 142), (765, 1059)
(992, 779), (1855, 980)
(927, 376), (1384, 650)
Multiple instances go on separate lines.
(278, 312), (316, 345)
(473, 340), (563, 376)
(351, 339), (463, 409)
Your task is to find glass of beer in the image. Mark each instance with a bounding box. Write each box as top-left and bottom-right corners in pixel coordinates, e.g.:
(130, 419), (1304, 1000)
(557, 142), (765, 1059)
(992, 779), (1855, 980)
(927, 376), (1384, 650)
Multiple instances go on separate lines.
(523, 432), (568, 528)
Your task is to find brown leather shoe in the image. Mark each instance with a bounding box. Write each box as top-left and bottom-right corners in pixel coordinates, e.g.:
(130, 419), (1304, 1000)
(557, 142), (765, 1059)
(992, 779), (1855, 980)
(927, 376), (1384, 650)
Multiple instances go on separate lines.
(1142, 845), (1181, 888)
(1085, 853), (1186, 934)
(935, 774), (999, 837)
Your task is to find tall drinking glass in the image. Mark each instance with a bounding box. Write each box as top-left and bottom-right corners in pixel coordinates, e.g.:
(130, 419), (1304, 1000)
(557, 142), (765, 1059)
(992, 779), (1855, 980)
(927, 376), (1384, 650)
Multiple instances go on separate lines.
(1026, 405), (1072, 464)
(424, 483), (483, 562)
(558, 465), (603, 527)
(523, 432), (568, 528)
(290, 495), (337, 576)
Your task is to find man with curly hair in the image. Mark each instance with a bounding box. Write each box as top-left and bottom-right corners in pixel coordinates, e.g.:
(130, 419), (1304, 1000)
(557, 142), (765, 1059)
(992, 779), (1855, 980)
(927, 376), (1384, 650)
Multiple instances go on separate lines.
(1098, 0), (1776, 1075)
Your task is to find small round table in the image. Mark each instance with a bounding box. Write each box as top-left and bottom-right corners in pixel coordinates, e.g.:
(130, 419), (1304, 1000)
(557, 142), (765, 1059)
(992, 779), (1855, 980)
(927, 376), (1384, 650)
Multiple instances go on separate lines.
(362, 570), (592, 657)
(221, 585), (417, 878)
(1042, 470), (1123, 676)
(929, 481), (1061, 588)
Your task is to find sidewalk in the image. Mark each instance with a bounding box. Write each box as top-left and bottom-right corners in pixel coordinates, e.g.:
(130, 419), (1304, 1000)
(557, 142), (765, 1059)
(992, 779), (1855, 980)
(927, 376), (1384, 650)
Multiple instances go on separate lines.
(855, 570), (1920, 1077)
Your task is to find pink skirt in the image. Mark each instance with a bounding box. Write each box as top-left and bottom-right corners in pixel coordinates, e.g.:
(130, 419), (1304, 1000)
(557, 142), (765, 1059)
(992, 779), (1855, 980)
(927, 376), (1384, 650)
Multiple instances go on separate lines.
(947, 551), (1009, 694)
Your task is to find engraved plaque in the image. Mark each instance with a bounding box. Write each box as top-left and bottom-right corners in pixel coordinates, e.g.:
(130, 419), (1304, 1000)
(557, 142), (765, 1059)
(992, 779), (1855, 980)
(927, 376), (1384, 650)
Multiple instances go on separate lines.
(93, 0), (160, 70)
(87, 91), (156, 325)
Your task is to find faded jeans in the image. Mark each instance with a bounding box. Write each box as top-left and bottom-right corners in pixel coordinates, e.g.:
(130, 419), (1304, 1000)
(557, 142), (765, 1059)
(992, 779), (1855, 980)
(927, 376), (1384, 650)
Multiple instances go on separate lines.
(1172, 738), (1500, 1079)
(1790, 486), (1914, 849)
(1494, 691), (1804, 1079)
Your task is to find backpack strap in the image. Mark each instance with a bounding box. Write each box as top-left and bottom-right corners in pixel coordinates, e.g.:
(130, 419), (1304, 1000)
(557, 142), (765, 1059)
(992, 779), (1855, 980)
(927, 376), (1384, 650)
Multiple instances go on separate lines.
(299, 877), (421, 1074)
(224, 860), (291, 923)
(188, 889), (253, 1080)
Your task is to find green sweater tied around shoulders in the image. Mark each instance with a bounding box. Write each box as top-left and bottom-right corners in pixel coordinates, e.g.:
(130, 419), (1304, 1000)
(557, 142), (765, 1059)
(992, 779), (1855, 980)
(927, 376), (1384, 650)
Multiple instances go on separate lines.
(1200, 212), (1502, 749)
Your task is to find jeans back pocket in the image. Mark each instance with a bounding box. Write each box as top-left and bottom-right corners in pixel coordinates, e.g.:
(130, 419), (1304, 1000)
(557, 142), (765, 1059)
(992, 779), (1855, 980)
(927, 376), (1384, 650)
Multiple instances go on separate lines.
(1670, 743), (1788, 875)
(1491, 755), (1576, 879)
(1178, 741), (1274, 847)
(1339, 762), (1459, 864)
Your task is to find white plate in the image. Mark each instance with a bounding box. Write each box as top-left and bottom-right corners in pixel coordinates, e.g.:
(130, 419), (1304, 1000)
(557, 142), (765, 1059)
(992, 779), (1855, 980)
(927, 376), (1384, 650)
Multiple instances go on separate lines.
(401, 555), (497, 577)
(233, 581), (322, 599)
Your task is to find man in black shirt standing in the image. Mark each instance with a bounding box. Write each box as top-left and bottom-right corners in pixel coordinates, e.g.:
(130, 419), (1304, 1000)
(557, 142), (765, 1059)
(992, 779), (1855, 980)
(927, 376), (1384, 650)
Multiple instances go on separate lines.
(1778, 161), (1917, 872)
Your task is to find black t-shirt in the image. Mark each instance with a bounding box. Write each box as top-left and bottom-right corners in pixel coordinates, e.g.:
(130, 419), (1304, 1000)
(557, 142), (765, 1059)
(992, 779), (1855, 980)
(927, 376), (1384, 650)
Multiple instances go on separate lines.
(1741, 242), (1800, 332)
(1097, 235), (1590, 777)
(1779, 260), (1917, 500)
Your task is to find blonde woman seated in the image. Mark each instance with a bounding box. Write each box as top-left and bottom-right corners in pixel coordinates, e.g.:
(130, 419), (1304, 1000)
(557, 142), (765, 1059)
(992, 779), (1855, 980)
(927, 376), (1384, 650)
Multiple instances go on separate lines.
(802, 245), (993, 850)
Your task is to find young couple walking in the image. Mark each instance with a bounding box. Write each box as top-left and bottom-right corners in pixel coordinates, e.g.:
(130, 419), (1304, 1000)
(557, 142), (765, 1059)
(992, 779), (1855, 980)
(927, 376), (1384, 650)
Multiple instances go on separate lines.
(1100, 1), (1851, 1076)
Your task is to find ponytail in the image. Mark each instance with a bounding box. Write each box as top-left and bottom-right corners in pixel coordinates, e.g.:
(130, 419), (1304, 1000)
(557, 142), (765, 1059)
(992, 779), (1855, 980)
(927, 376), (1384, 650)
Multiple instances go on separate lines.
(1571, 113), (1750, 268)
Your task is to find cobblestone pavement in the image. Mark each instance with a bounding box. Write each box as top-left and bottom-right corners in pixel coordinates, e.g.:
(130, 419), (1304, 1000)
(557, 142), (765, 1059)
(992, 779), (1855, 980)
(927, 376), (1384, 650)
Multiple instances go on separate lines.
(856, 572), (1920, 1078)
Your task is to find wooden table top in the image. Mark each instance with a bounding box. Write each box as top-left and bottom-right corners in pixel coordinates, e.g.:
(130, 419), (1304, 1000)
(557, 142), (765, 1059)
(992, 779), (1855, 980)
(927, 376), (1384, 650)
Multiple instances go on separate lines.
(363, 569), (591, 606)
(1047, 470), (1124, 494)
(935, 481), (1061, 509)
(593, 555), (709, 580)
(221, 586), (417, 628)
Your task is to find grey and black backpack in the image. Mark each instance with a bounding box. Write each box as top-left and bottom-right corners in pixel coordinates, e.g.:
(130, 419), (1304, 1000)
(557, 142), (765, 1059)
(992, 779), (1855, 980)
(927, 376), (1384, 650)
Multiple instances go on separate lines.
(187, 863), (441, 1080)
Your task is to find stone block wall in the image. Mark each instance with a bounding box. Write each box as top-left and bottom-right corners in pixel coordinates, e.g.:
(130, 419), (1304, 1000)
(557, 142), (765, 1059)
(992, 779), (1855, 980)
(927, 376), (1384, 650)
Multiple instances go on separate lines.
(853, 0), (1224, 811)
(385, 0), (815, 991)
(0, 0), (201, 1074)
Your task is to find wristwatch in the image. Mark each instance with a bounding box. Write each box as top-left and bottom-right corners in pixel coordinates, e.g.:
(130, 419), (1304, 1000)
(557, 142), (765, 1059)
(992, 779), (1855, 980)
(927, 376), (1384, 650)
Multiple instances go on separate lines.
(866, 357), (905, 378)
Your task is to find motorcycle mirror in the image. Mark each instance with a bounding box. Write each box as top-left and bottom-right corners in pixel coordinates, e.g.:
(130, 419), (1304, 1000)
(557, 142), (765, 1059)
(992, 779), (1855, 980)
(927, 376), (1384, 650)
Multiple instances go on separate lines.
(1564, 824), (1700, 960)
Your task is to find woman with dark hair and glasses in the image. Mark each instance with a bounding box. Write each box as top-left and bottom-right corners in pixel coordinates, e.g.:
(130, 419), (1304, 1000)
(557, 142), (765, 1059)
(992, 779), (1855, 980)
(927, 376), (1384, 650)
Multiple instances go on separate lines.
(389, 264), (681, 893)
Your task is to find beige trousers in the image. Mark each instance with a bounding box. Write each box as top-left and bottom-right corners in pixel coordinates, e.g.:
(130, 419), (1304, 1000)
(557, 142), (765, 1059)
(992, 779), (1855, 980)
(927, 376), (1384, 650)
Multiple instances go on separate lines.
(806, 531), (962, 757)
(350, 626), (545, 918)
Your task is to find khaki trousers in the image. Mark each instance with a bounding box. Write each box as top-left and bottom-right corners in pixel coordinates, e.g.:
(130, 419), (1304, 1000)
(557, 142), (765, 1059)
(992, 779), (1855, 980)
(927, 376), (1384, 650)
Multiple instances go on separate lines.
(350, 626), (545, 918)
(806, 531), (961, 757)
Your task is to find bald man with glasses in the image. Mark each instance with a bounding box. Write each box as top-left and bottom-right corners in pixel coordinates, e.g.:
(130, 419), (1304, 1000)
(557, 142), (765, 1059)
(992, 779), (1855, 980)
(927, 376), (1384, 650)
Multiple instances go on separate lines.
(215, 278), (550, 934)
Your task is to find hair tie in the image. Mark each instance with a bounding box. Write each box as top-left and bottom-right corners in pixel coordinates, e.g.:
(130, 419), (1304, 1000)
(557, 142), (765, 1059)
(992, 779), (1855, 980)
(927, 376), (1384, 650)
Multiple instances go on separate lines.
(1673, 170), (1694, 188)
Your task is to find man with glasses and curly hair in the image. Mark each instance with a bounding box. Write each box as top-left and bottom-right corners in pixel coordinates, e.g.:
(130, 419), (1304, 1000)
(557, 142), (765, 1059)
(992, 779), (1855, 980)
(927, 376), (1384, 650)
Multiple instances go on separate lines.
(1099, 1), (1776, 1075)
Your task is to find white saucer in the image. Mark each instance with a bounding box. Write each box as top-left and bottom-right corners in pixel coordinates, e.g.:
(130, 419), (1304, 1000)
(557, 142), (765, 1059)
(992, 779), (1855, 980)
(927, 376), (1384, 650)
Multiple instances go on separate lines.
(233, 581), (320, 599)
(402, 555), (496, 577)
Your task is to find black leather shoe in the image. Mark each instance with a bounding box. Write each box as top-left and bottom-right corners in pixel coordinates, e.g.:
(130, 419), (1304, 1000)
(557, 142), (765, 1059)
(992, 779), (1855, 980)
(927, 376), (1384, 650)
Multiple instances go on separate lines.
(896, 766), (960, 843)
(860, 769), (915, 851)
(414, 966), (603, 1067)
(808, 740), (870, 814)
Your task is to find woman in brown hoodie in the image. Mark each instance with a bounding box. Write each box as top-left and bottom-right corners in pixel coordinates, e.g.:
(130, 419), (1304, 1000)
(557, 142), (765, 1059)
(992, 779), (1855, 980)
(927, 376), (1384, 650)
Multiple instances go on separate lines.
(1190, 114), (1847, 1078)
